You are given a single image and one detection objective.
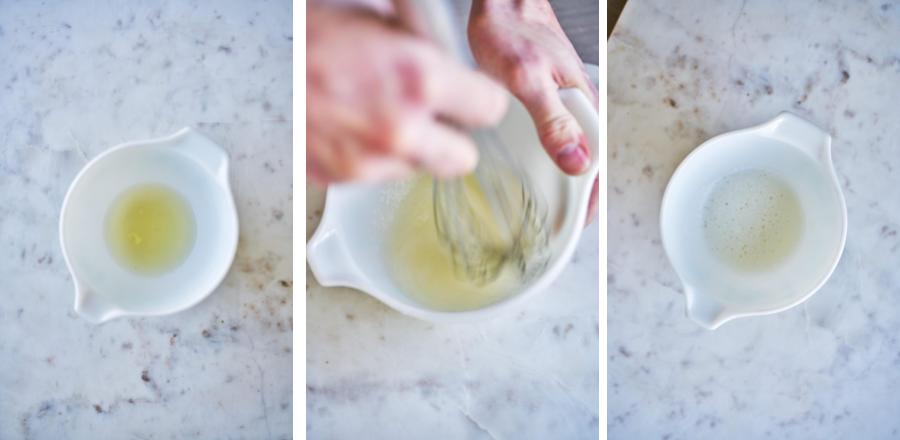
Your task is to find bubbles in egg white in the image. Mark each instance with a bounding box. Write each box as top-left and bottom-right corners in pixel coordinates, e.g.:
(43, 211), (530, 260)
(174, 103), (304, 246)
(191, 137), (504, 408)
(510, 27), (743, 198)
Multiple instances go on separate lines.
(703, 170), (804, 272)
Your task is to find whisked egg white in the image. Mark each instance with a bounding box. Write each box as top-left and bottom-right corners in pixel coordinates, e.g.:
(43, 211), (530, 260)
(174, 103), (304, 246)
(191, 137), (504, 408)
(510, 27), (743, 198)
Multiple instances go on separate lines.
(703, 170), (804, 272)
(388, 176), (518, 311)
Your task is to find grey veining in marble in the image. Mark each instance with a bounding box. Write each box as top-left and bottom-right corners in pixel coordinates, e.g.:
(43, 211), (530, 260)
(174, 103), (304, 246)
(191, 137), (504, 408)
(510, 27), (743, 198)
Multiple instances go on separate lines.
(609, 0), (900, 439)
(0, 1), (292, 438)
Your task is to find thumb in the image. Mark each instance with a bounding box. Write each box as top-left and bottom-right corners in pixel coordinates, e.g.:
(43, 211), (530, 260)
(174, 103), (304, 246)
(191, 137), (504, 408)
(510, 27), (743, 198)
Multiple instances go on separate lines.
(520, 87), (591, 175)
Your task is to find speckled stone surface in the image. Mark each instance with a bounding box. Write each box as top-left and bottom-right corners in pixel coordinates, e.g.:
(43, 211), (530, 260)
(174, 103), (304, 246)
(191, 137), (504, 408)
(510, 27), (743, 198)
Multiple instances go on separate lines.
(0, 1), (292, 438)
(609, 0), (900, 438)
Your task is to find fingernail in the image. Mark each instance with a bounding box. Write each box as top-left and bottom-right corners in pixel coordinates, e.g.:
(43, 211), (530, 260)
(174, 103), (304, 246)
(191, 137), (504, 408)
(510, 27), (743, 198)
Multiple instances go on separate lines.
(556, 141), (590, 175)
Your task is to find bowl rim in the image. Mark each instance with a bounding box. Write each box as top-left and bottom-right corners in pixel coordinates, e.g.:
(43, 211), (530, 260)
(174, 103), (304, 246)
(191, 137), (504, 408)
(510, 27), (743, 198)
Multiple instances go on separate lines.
(309, 177), (594, 323)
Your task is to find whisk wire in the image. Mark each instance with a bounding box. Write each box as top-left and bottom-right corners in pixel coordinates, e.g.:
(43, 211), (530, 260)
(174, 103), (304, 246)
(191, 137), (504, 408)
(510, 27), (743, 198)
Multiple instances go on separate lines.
(432, 129), (550, 285)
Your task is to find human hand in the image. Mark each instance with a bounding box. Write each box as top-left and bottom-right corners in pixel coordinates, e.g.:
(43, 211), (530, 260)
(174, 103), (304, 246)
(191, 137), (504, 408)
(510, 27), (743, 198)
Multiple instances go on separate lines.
(307, 6), (508, 183)
(468, 0), (599, 224)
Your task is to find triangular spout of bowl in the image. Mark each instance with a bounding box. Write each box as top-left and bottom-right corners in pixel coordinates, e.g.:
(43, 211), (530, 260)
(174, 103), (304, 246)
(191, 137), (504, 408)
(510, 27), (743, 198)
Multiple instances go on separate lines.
(73, 280), (124, 324)
(685, 286), (730, 330)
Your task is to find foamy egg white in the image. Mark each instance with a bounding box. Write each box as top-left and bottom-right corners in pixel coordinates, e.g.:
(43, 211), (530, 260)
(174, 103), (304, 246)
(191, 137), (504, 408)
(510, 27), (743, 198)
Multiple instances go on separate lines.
(703, 170), (804, 272)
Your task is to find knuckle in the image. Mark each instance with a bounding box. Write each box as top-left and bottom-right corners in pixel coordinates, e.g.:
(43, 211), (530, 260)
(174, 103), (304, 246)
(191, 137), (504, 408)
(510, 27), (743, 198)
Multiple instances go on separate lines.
(502, 43), (541, 71)
(392, 46), (436, 105)
(506, 63), (534, 92)
(505, 62), (545, 96)
(537, 114), (576, 142)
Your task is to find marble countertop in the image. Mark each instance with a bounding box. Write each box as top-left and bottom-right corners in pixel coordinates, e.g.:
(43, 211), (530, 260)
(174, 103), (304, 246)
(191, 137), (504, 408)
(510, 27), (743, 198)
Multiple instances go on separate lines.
(306, 2), (599, 438)
(0, 1), (292, 439)
(609, 0), (900, 438)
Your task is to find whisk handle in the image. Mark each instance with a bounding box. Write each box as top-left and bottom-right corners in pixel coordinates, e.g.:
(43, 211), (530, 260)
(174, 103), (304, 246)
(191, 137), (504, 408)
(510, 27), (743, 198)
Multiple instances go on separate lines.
(392, 0), (474, 65)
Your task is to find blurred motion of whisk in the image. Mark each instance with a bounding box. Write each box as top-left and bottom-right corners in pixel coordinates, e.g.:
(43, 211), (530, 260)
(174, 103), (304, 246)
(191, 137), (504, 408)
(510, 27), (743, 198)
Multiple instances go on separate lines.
(394, 0), (551, 284)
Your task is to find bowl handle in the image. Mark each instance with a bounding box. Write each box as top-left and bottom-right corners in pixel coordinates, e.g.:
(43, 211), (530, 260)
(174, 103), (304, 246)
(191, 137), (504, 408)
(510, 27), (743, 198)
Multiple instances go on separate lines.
(170, 127), (231, 187)
(761, 112), (832, 165)
(307, 227), (365, 289)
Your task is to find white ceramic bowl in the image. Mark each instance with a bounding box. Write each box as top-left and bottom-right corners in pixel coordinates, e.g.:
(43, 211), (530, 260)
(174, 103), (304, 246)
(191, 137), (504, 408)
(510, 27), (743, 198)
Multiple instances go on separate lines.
(661, 113), (847, 329)
(307, 64), (599, 323)
(59, 128), (239, 323)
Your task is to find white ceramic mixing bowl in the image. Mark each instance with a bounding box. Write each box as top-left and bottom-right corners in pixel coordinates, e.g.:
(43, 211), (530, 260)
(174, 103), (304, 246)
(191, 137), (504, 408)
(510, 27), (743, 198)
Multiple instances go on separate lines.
(307, 64), (599, 323)
(661, 113), (847, 329)
(60, 128), (239, 323)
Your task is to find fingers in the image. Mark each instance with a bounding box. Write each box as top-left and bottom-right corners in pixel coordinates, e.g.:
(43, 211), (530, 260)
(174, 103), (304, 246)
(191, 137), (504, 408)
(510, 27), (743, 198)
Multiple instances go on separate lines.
(517, 80), (592, 175)
(422, 48), (509, 128)
(409, 119), (479, 177)
(307, 160), (330, 185)
(359, 109), (478, 178)
(309, 118), (477, 183)
(308, 130), (417, 183)
(307, 19), (501, 183)
(311, 152), (416, 183)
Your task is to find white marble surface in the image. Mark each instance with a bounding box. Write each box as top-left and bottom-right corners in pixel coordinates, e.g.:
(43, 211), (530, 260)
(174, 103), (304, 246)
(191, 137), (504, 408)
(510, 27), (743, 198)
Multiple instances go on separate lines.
(609, 0), (900, 438)
(0, 1), (292, 439)
(306, 185), (599, 439)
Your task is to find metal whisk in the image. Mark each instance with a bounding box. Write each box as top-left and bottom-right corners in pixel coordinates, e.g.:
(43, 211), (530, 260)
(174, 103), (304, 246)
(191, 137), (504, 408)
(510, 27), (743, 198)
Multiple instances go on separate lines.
(395, 0), (551, 284)
(432, 130), (550, 284)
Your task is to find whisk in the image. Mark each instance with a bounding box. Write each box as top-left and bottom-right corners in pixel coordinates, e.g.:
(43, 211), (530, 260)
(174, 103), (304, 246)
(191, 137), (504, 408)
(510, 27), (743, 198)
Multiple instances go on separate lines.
(394, 0), (551, 284)
(432, 130), (550, 284)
